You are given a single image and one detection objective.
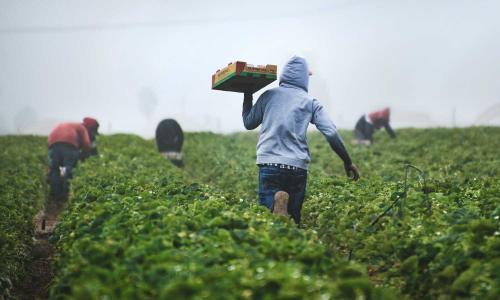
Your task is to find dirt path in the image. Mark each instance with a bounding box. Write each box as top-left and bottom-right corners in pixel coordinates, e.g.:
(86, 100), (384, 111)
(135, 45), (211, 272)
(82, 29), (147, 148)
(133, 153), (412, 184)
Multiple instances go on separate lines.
(13, 202), (66, 300)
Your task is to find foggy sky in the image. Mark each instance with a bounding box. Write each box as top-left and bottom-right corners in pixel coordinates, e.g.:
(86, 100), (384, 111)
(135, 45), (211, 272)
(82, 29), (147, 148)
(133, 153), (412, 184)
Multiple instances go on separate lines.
(1, 0), (499, 137)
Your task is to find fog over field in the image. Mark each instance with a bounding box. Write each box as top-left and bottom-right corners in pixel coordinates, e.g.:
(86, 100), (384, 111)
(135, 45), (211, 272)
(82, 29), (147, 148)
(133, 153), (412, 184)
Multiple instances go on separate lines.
(1, 0), (499, 137)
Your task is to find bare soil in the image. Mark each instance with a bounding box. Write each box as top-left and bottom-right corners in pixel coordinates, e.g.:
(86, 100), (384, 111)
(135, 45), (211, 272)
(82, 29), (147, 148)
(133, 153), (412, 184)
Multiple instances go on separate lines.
(12, 201), (66, 300)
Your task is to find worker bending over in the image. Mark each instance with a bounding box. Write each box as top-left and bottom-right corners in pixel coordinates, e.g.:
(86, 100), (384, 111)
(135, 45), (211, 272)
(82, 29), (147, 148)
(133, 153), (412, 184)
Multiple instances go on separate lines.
(155, 118), (184, 167)
(47, 117), (98, 201)
(354, 107), (396, 145)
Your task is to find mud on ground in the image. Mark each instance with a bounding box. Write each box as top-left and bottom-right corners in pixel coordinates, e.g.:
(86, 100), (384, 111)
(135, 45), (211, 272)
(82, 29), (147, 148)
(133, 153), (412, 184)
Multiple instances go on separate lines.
(12, 201), (66, 300)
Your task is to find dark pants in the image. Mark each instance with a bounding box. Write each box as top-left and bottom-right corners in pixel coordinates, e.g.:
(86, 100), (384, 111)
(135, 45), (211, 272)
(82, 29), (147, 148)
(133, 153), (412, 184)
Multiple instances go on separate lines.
(354, 116), (375, 142)
(258, 165), (307, 224)
(48, 143), (80, 199)
(171, 159), (184, 168)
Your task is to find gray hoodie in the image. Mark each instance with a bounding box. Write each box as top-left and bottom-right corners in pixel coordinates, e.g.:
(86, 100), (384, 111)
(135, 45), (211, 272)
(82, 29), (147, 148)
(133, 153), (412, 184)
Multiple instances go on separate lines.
(242, 56), (351, 170)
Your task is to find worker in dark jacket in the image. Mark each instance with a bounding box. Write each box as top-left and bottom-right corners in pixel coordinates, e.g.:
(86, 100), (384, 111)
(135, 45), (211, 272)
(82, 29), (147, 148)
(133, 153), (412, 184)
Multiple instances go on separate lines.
(354, 108), (396, 145)
(242, 56), (359, 225)
(155, 119), (184, 167)
(47, 118), (95, 200)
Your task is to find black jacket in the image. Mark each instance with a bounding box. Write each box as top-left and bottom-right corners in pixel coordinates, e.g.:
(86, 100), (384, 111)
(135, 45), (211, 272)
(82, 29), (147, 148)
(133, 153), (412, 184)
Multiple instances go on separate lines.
(155, 119), (184, 152)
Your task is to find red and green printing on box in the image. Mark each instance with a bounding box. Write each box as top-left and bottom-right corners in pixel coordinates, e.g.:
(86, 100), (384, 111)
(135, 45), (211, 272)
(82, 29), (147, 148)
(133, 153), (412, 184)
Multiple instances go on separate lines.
(212, 61), (277, 93)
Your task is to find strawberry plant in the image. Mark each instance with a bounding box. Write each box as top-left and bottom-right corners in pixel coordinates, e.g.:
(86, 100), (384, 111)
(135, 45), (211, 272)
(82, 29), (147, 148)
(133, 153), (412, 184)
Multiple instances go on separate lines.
(0, 136), (47, 298)
(182, 127), (500, 299)
(49, 134), (392, 299)
(4, 128), (498, 299)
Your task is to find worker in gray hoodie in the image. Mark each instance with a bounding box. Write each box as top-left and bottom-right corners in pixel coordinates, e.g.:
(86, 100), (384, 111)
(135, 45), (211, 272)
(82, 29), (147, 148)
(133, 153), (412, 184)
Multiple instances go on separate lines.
(242, 56), (360, 224)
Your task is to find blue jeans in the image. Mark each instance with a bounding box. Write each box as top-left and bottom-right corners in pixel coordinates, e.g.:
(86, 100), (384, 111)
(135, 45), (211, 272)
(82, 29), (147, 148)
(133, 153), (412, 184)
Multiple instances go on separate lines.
(258, 165), (308, 224)
(48, 143), (80, 199)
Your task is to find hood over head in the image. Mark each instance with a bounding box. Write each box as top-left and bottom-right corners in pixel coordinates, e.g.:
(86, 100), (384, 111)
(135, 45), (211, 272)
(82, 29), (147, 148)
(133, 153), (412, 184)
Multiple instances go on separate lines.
(368, 107), (391, 122)
(279, 56), (309, 92)
(82, 117), (99, 133)
(381, 107), (390, 120)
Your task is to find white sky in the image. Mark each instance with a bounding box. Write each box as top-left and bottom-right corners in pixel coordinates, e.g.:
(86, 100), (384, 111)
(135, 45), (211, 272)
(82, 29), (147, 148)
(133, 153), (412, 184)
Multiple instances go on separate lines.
(1, 0), (499, 136)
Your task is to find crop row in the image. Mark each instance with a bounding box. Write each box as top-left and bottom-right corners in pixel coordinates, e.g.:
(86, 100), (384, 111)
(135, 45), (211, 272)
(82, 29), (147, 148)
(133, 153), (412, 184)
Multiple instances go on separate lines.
(0, 136), (47, 298)
(49, 134), (393, 299)
(182, 128), (500, 299)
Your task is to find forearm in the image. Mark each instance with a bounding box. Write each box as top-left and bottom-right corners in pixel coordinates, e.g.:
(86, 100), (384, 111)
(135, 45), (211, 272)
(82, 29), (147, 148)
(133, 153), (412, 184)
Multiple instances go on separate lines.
(90, 147), (98, 156)
(385, 124), (396, 138)
(327, 133), (353, 166)
(242, 93), (261, 130)
(242, 93), (253, 117)
(80, 151), (89, 161)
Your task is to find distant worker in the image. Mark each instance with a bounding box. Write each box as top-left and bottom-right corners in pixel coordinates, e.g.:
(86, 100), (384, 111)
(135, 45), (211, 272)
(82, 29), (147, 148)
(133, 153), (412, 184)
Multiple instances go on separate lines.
(242, 56), (360, 225)
(155, 119), (184, 167)
(80, 117), (100, 160)
(47, 117), (98, 201)
(354, 107), (396, 145)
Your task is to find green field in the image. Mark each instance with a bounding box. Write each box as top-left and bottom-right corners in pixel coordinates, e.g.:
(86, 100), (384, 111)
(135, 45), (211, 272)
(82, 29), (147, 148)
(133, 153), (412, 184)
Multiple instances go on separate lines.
(183, 128), (500, 299)
(0, 136), (47, 298)
(1, 128), (499, 299)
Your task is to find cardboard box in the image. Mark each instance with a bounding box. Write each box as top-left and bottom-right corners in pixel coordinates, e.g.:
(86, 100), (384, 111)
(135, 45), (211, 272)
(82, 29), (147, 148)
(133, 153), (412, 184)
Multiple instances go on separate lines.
(212, 61), (277, 93)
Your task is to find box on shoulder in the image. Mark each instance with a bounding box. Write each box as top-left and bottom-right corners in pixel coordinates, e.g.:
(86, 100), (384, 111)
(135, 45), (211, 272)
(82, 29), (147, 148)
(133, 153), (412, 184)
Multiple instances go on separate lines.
(212, 61), (277, 93)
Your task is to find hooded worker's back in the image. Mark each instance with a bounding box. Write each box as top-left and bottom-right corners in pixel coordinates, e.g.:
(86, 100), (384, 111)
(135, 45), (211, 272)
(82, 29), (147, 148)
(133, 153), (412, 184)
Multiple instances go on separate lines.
(251, 56), (322, 169)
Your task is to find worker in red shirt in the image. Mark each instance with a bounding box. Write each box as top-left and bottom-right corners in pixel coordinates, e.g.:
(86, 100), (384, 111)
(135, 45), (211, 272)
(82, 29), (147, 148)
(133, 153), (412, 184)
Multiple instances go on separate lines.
(47, 117), (98, 200)
(354, 107), (396, 145)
